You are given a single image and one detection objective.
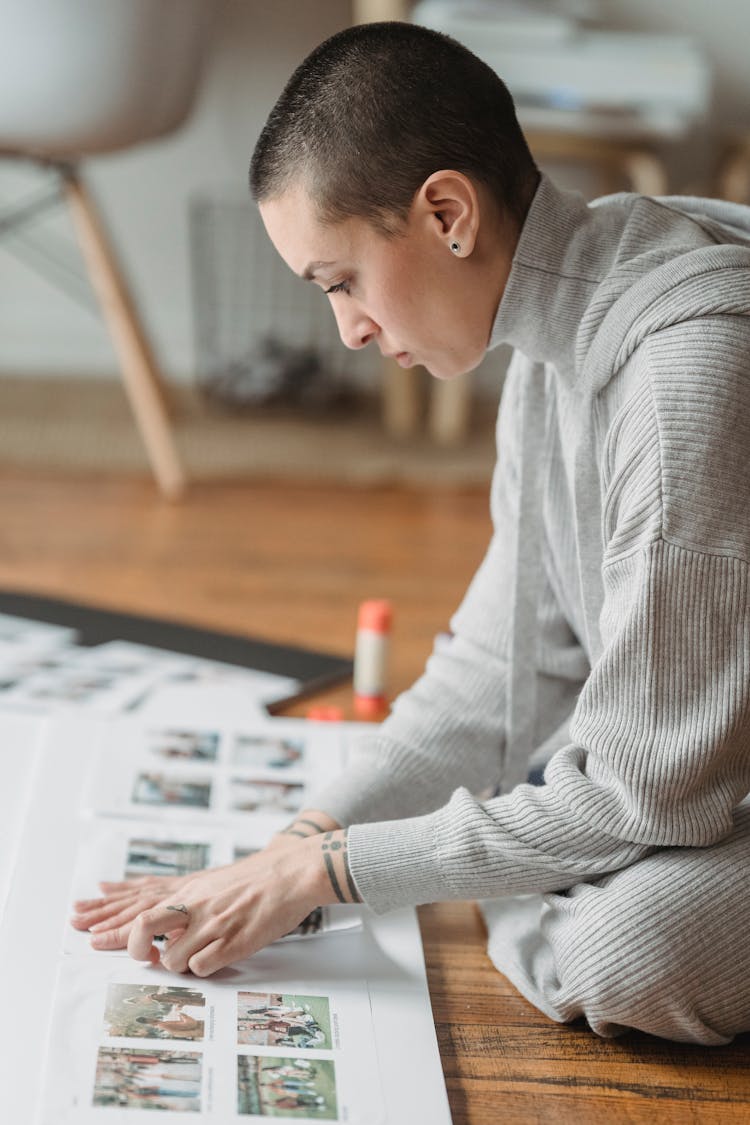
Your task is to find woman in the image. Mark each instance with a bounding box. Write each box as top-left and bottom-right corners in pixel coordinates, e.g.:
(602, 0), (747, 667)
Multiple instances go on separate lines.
(72, 21), (750, 1044)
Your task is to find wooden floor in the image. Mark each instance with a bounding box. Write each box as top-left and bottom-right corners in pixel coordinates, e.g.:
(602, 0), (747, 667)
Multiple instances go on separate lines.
(2, 468), (750, 1124)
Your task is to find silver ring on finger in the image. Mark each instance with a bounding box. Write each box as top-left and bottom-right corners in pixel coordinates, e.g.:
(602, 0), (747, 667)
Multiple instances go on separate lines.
(166, 903), (190, 919)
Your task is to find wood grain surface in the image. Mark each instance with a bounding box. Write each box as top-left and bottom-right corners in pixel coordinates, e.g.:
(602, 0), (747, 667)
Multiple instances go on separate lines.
(1, 469), (748, 1123)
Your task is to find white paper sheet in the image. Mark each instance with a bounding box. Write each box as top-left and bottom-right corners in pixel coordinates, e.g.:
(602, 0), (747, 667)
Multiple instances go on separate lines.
(87, 641), (302, 713)
(0, 712), (48, 919)
(0, 715), (452, 1125)
(0, 612), (77, 648)
(0, 638), (301, 718)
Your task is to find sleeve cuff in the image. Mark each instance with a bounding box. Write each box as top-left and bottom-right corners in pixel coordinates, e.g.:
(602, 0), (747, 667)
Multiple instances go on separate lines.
(347, 807), (454, 914)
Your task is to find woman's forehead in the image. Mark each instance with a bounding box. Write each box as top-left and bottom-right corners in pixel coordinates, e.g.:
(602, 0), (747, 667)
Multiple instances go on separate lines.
(260, 187), (380, 276)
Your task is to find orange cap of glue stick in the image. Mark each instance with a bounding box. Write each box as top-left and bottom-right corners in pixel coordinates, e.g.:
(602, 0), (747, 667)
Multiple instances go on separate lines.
(357, 599), (393, 632)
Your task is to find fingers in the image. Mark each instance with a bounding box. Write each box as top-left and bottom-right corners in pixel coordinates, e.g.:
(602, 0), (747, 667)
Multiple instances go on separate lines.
(156, 917), (222, 975)
(128, 906), (190, 963)
(71, 895), (144, 932)
(72, 877), (183, 933)
(163, 929), (247, 977)
(186, 937), (232, 978)
(73, 891), (139, 918)
(89, 924), (129, 951)
(88, 901), (151, 935)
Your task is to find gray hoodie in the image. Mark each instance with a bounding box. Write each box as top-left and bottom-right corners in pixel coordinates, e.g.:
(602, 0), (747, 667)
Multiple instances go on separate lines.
(309, 175), (750, 921)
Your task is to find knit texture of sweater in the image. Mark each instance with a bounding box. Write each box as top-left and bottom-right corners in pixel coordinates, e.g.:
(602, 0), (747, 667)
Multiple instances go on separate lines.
(308, 175), (750, 917)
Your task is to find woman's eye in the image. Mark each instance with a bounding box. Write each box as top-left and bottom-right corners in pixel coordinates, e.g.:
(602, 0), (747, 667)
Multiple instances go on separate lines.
(325, 280), (350, 295)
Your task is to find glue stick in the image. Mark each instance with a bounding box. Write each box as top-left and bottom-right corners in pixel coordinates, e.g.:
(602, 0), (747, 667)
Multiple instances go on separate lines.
(353, 599), (392, 718)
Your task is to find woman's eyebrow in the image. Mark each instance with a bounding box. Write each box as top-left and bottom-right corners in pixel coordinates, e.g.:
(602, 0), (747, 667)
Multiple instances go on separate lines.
(301, 260), (336, 280)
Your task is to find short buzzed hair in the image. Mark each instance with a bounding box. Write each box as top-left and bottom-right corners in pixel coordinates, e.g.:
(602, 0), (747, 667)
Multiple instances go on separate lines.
(249, 21), (538, 234)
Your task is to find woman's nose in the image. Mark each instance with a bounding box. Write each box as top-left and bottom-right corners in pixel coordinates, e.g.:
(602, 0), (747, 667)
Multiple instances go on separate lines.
(334, 305), (378, 350)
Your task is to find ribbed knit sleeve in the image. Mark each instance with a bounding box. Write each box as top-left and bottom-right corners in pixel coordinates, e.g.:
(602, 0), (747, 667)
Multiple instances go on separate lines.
(307, 357), (589, 827)
(347, 319), (750, 913)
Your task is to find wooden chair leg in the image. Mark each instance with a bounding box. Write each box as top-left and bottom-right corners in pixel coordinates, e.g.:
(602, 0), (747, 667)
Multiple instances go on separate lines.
(715, 137), (750, 203)
(381, 357), (424, 438)
(61, 167), (187, 499)
(620, 149), (669, 196)
(428, 371), (473, 447)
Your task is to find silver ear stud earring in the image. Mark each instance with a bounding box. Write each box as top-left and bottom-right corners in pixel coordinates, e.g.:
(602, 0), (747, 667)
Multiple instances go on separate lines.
(450, 240), (461, 255)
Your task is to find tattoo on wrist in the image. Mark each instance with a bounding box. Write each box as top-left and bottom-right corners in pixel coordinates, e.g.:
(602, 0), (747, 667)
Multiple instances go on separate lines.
(298, 817), (327, 833)
(320, 830), (362, 904)
(280, 816), (328, 839)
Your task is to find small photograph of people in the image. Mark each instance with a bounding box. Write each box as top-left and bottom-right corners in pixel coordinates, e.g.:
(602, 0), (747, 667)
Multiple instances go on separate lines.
(229, 777), (303, 814)
(125, 838), (211, 879)
(104, 983), (207, 1041)
(231, 733), (305, 771)
(237, 992), (331, 1049)
(132, 771), (212, 809)
(237, 1055), (337, 1119)
(147, 727), (221, 763)
(285, 907), (324, 938)
(93, 1046), (202, 1111)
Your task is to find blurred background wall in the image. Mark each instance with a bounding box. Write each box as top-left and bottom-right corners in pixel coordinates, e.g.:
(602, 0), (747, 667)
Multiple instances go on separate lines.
(0, 0), (747, 384)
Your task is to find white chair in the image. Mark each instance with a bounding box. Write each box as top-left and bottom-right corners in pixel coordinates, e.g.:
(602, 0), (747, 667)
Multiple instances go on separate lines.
(0, 0), (217, 498)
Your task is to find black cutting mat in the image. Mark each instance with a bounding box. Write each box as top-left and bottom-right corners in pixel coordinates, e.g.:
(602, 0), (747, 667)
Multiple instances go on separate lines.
(0, 589), (352, 701)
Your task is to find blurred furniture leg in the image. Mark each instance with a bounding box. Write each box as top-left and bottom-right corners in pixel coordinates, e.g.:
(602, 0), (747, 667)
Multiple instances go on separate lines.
(0, 0), (215, 498)
(427, 372), (474, 448)
(382, 358), (424, 438)
(714, 135), (750, 203)
(527, 132), (669, 196)
(62, 166), (186, 499)
(352, 0), (405, 19)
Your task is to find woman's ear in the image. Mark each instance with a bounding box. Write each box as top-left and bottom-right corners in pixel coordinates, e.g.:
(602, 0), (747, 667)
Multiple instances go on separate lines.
(414, 170), (480, 257)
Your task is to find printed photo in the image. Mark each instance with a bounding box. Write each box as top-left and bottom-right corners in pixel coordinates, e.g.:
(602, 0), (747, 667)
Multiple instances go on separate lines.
(104, 983), (207, 1041)
(237, 1055), (337, 1119)
(132, 771), (212, 809)
(147, 728), (221, 763)
(237, 992), (332, 1050)
(286, 908), (324, 939)
(125, 838), (211, 879)
(231, 734), (305, 771)
(93, 1046), (202, 1112)
(27, 673), (115, 702)
(229, 777), (304, 815)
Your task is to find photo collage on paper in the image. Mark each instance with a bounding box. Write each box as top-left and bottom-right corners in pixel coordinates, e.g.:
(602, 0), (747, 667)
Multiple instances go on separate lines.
(84, 715), (348, 827)
(1, 603), (392, 1123)
(41, 956), (384, 1121)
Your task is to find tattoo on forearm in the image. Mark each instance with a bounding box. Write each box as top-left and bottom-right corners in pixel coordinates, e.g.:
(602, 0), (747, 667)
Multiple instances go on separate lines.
(320, 830), (362, 904)
(342, 840), (361, 903)
(322, 852), (345, 902)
